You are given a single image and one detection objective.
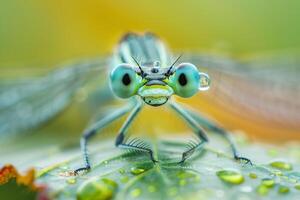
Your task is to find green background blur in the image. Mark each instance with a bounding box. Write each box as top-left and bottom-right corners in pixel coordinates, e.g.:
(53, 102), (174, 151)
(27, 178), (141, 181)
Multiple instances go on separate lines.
(1, 0), (300, 68)
(0, 0), (299, 141)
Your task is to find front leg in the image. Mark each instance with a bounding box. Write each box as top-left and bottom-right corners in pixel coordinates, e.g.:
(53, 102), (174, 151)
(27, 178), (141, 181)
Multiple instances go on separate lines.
(74, 103), (134, 175)
(169, 101), (208, 163)
(115, 101), (157, 163)
(181, 105), (252, 165)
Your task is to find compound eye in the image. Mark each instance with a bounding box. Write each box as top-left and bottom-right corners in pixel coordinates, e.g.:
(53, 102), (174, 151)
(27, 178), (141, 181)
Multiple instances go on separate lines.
(110, 64), (142, 98)
(169, 63), (201, 98)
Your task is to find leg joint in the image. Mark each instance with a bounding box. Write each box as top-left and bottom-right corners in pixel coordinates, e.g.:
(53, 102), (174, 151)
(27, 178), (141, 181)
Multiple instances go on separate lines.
(115, 133), (124, 146)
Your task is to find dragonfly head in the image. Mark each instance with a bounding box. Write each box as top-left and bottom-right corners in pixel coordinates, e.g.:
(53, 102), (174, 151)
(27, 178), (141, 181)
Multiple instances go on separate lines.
(110, 62), (210, 106)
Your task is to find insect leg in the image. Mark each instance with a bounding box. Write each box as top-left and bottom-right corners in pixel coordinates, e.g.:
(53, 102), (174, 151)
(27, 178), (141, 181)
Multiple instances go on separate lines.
(74, 102), (135, 175)
(181, 106), (252, 165)
(115, 101), (157, 162)
(168, 101), (208, 164)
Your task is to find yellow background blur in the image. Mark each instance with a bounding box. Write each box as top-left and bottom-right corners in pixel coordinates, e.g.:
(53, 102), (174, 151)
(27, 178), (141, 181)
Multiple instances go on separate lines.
(1, 0), (300, 142)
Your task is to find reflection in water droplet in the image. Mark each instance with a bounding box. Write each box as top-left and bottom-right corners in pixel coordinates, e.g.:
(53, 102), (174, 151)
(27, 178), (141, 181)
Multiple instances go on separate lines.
(198, 72), (210, 91)
(261, 178), (275, 188)
(278, 185), (290, 194)
(130, 188), (142, 198)
(249, 173), (257, 179)
(77, 178), (118, 200)
(216, 170), (244, 185)
(269, 161), (292, 171)
(67, 178), (76, 184)
(147, 185), (156, 193)
(130, 167), (145, 175)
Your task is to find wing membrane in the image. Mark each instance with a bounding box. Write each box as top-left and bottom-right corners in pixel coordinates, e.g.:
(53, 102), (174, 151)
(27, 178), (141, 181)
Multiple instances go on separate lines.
(0, 57), (110, 136)
(184, 52), (300, 130)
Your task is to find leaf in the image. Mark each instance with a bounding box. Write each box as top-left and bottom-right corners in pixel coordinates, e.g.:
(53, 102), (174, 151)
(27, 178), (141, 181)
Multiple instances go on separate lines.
(12, 132), (298, 200)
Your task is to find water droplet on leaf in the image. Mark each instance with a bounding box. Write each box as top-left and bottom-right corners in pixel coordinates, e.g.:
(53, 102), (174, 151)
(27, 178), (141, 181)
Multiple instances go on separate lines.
(67, 178), (76, 184)
(130, 188), (142, 198)
(130, 167), (145, 175)
(77, 178), (118, 200)
(278, 185), (290, 194)
(294, 184), (300, 190)
(103, 160), (109, 165)
(261, 178), (275, 188)
(256, 185), (269, 196)
(270, 161), (292, 171)
(249, 173), (257, 179)
(216, 170), (244, 185)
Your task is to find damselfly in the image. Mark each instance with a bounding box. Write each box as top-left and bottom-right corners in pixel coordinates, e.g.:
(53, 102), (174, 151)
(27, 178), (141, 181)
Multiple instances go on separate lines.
(1, 32), (299, 174)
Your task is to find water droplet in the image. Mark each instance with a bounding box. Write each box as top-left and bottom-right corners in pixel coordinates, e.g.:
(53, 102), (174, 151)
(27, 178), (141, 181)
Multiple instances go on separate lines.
(269, 161), (292, 171)
(67, 178), (76, 184)
(216, 170), (244, 185)
(77, 178), (118, 200)
(130, 188), (142, 198)
(278, 185), (290, 194)
(256, 185), (269, 196)
(249, 173), (257, 179)
(273, 170), (283, 176)
(199, 72), (210, 91)
(261, 178), (275, 188)
(294, 184), (300, 190)
(167, 187), (177, 196)
(130, 167), (145, 175)
(103, 160), (109, 165)
(147, 185), (156, 193)
(176, 171), (194, 179)
(118, 169), (125, 174)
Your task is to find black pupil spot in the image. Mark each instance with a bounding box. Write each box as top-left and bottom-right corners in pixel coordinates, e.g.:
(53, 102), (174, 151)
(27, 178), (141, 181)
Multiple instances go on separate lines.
(178, 73), (187, 86)
(122, 73), (131, 86)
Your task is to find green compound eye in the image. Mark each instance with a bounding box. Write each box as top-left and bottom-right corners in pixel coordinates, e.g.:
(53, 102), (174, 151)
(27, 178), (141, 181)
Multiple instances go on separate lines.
(169, 63), (210, 98)
(110, 64), (142, 98)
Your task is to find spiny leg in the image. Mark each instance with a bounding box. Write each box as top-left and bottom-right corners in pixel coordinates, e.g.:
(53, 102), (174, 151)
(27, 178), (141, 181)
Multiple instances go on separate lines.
(115, 101), (157, 162)
(181, 105), (252, 165)
(74, 103), (135, 175)
(169, 101), (208, 163)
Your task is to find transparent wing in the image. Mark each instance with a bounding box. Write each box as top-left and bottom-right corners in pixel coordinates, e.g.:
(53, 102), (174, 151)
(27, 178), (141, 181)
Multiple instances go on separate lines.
(183, 52), (300, 130)
(0, 57), (111, 136)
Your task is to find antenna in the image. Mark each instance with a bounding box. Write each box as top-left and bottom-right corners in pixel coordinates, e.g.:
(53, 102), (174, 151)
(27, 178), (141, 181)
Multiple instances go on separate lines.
(166, 54), (182, 76)
(131, 56), (145, 77)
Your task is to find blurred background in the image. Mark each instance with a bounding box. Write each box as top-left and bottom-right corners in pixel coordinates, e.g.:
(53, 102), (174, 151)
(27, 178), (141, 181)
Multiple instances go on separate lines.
(0, 0), (300, 145)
